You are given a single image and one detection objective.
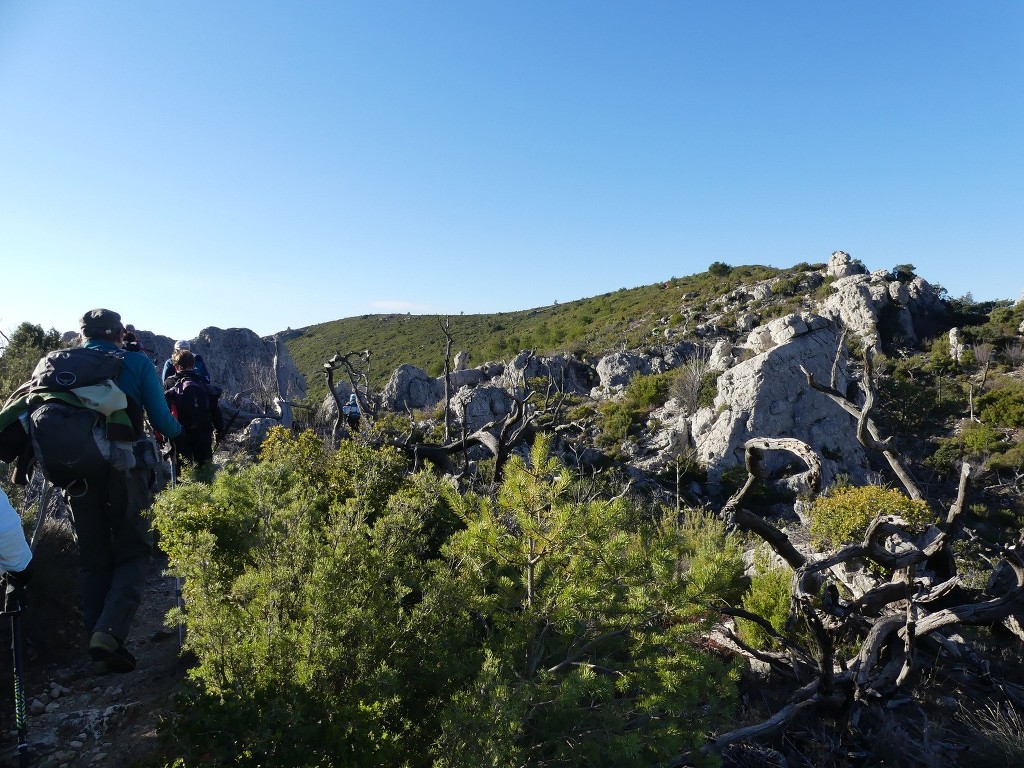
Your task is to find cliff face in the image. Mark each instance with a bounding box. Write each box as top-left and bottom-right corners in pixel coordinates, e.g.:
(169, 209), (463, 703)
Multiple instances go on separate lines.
(128, 327), (306, 404)
(190, 327), (306, 402)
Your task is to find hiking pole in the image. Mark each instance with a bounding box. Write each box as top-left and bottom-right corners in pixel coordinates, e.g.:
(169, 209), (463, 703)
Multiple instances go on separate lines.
(8, 601), (28, 767)
(7, 469), (46, 768)
(28, 469), (52, 552)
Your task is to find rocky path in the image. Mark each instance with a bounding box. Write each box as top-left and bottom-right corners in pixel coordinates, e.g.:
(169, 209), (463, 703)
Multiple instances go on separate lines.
(3, 558), (188, 768)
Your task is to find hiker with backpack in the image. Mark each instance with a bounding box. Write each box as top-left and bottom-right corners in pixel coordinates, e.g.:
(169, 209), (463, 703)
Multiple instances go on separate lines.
(162, 340), (211, 385)
(164, 348), (224, 469)
(342, 393), (360, 432)
(1, 309), (183, 675)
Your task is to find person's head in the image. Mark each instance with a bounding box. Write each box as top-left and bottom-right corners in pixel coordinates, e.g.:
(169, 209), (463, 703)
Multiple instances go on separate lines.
(348, 394), (358, 403)
(174, 340), (191, 352)
(80, 308), (125, 344)
(172, 349), (195, 371)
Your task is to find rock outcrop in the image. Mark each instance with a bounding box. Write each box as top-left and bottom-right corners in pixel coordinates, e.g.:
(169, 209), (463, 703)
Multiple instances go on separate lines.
(820, 268), (946, 350)
(825, 250), (866, 279)
(692, 313), (871, 491)
(381, 364), (446, 411)
(452, 384), (516, 433)
(187, 327), (305, 402)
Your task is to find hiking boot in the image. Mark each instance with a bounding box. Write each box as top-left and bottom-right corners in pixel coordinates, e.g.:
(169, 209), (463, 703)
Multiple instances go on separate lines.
(89, 631), (136, 674)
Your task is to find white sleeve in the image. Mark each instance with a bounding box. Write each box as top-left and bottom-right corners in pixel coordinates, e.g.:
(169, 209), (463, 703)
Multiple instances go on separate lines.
(0, 489), (32, 573)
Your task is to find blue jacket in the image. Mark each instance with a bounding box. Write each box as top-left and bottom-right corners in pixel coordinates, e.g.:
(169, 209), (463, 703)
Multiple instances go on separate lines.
(86, 339), (182, 438)
(162, 354), (211, 384)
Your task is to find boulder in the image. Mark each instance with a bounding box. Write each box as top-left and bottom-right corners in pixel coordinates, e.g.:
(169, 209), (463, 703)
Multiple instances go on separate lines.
(694, 314), (871, 491)
(826, 251), (866, 279)
(595, 351), (651, 390)
(381, 364), (444, 411)
(949, 328), (966, 363)
(500, 351), (598, 395)
(709, 340), (735, 372)
(451, 384), (517, 433)
(820, 269), (947, 350)
(240, 417), (278, 449)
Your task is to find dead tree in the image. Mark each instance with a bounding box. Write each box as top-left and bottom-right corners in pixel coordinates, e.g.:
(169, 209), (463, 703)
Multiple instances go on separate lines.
(397, 393), (535, 483)
(323, 349), (373, 446)
(674, 350), (1024, 765)
(440, 317), (454, 442)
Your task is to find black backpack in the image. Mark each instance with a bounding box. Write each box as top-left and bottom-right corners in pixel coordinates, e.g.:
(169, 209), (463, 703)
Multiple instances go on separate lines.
(23, 348), (139, 489)
(168, 376), (212, 431)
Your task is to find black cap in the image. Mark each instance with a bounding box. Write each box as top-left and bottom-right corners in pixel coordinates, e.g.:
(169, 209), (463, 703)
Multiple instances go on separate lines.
(80, 308), (125, 339)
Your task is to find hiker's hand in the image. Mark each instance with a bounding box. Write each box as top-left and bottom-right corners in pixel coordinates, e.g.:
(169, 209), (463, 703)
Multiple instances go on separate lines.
(5, 560), (32, 588)
(2, 567), (30, 614)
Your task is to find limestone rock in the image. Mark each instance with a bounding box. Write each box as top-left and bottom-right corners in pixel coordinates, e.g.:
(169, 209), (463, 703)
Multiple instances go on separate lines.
(381, 364), (444, 411)
(694, 313), (871, 491)
(500, 352), (598, 395)
(595, 351), (651, 390)
(184, 328), (304, 402)
(826, 251), (866, 278)
(709, 340), (735, 372)
(949, 328), (966, 363)
(240, 417), (277, 448)
(451, 384), (516, 433)
(820, 269), (947, 350)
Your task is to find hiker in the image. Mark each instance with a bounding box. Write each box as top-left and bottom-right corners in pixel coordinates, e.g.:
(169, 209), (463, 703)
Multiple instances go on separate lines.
(164, 348), (224, 469)
(122, 324), (141, 353)
(342, 393), (360, 431)
(161, 340), (188, 381)
(162, 340), (211, 384)
(0, 488), (33, 614)
(58, 309), (181, 673)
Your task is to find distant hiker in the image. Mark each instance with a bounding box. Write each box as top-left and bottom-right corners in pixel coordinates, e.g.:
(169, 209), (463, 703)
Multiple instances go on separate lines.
(164, 348), (224, 469)
(342, 393), (360, 431)
(23, 309), (181, 674)
(161, 340), (189, 381)
(122, 324), (141, 353)
(162, 340), (211, 384)
(0, 488), (33, 614)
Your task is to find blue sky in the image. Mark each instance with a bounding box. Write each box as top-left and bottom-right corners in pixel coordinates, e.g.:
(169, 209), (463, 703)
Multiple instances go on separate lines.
(1, 1), (1021, 341)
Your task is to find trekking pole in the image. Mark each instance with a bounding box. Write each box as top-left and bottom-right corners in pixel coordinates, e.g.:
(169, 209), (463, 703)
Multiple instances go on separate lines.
(8, 603), (28, 767)
(7, 468), (47, 768)
(29, 468), (52, 552)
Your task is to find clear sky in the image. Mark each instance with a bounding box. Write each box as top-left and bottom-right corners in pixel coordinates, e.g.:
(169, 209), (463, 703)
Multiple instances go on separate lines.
(1, 1), (1021, 341)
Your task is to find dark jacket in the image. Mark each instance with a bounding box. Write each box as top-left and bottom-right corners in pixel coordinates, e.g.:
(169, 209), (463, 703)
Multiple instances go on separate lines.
(164, 370), (225, 437)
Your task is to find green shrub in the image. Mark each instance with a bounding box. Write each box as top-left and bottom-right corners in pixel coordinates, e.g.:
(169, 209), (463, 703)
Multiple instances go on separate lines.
(737, 549), (793, 650)
(151, 430), (745, 767)
(435, 437), (742, 767)
(808, 485), (934, 548)
(979, 381), (1024, 428)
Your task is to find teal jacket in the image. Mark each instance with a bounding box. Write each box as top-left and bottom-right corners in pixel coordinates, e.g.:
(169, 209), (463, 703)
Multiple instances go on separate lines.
(84, 339), (182, 439)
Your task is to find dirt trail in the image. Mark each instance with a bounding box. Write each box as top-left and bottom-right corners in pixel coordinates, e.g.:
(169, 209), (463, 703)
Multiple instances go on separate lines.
(2, 557), (187, 768)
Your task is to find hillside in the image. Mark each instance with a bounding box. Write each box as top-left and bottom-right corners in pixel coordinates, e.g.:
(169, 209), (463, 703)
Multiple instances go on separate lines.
(284, 262), (798, 403)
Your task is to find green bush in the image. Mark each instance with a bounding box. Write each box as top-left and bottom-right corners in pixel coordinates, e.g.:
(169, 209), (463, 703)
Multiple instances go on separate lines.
(151, 430), (745, 767)
(808, 485), (934, 548)
(737, 549), (793, 650)
(597, 371), (675, 446)
(979, 381), (1024, 428)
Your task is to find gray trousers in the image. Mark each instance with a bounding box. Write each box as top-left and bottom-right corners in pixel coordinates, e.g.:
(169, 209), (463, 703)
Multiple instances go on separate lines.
(65, 465), (154, 643)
